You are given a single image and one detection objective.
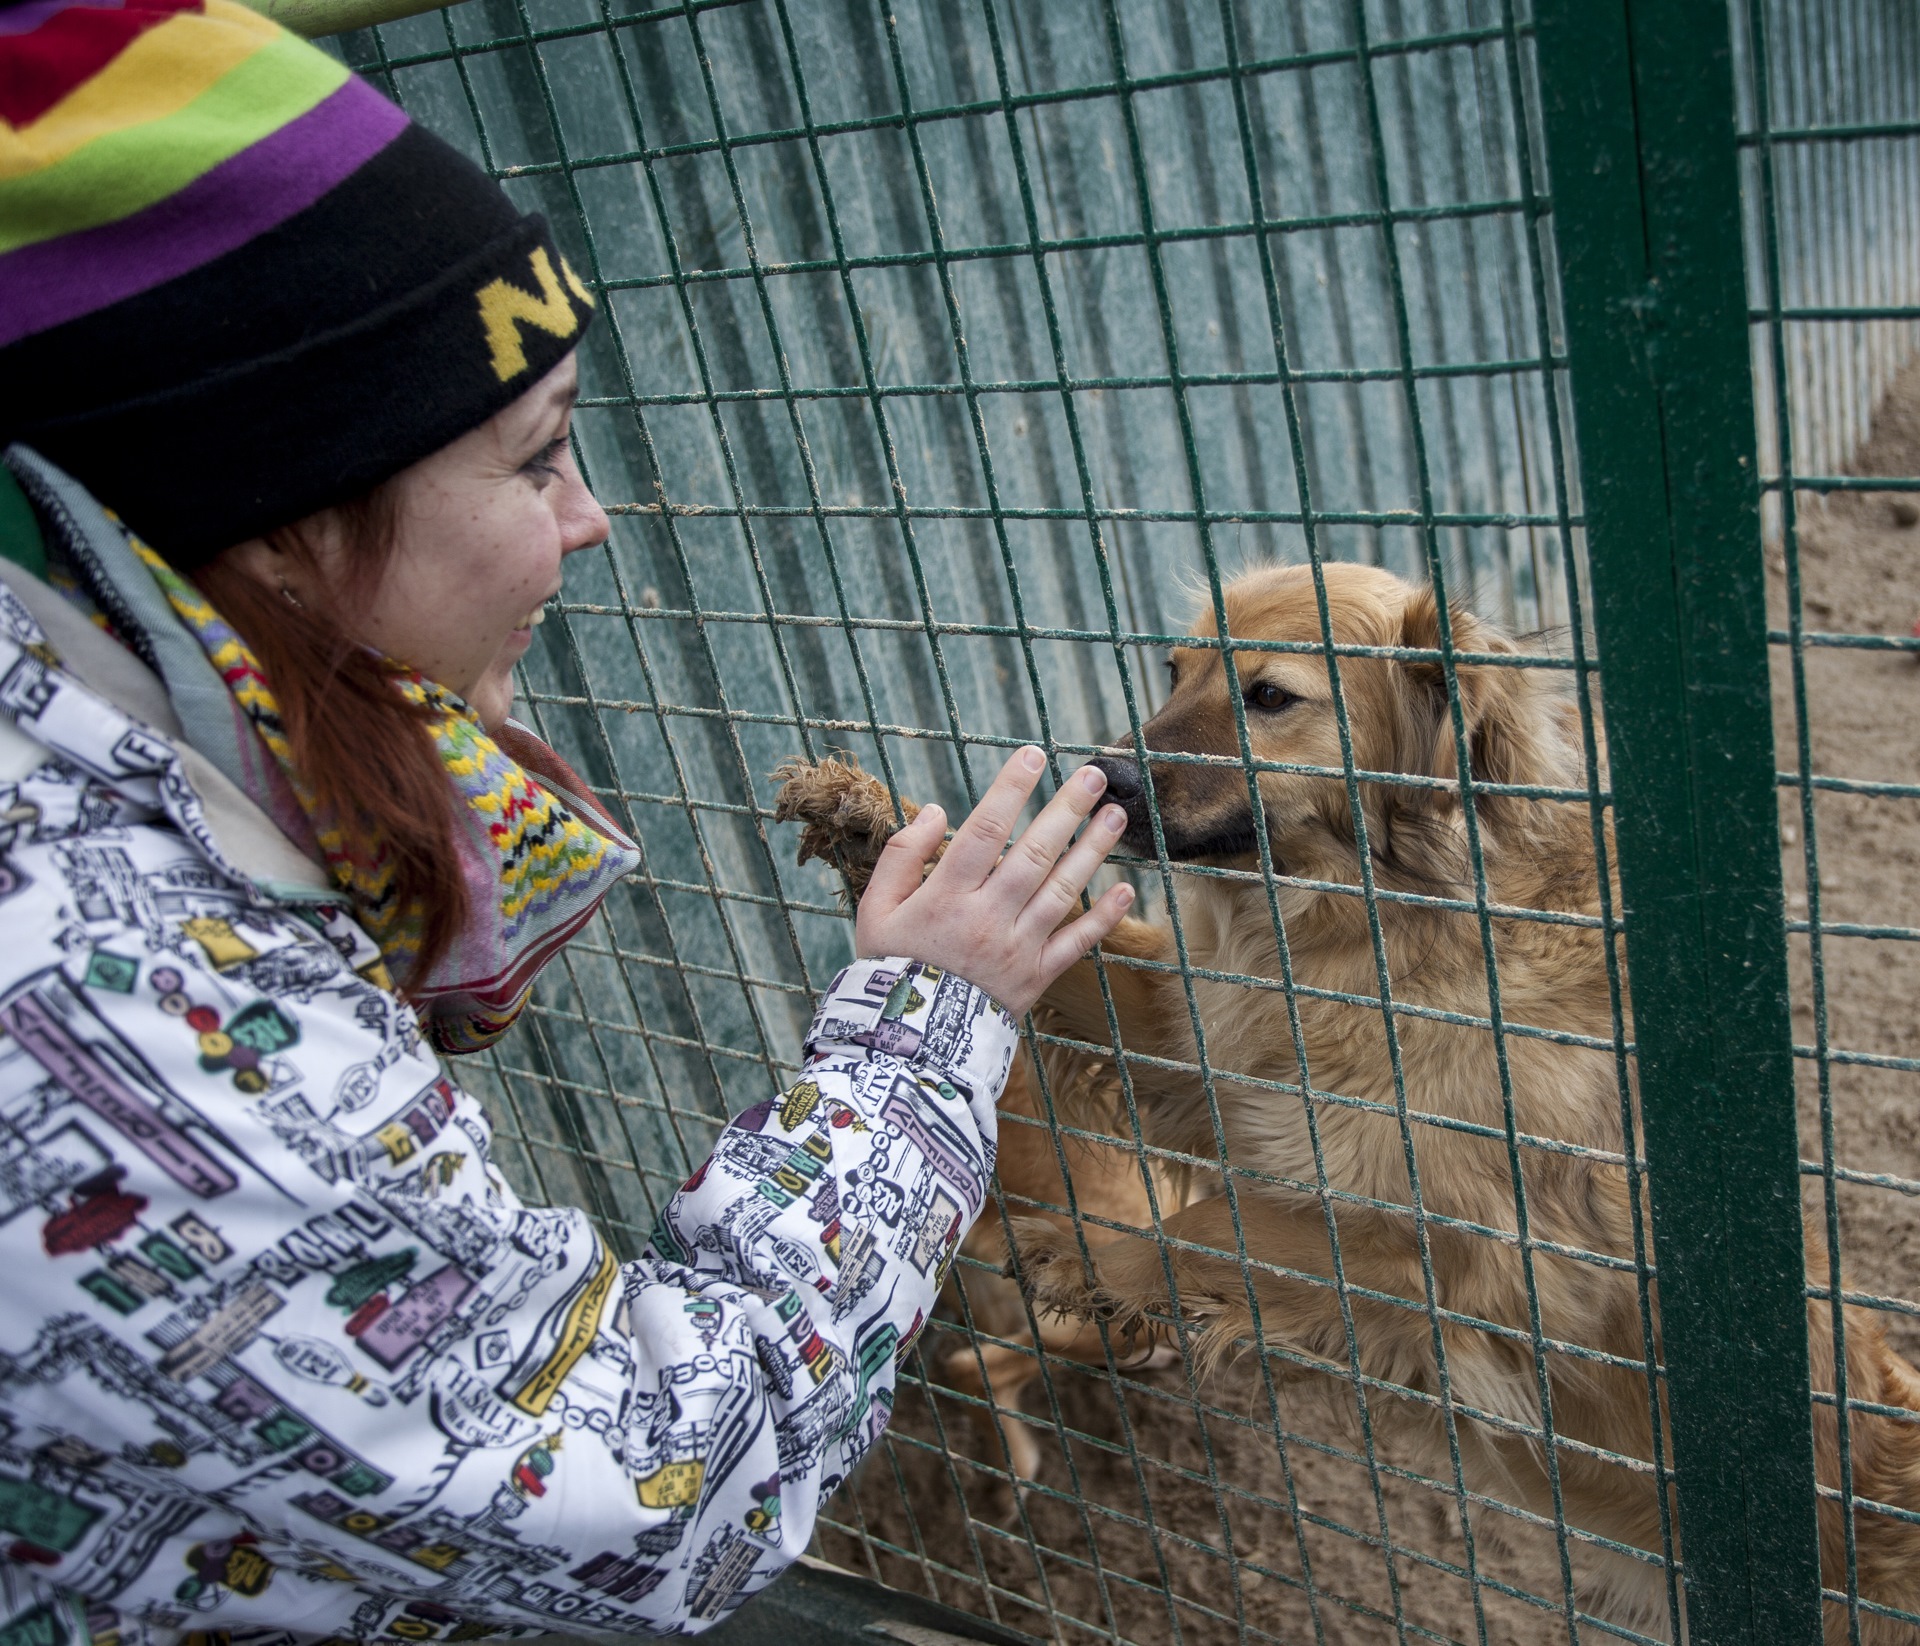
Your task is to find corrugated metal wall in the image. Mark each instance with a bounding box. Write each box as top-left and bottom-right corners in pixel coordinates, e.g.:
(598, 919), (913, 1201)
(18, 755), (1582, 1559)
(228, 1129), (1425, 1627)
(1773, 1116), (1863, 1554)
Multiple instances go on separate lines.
(330, 0), (1920, 1273)
(1739, 0), (1920, 492)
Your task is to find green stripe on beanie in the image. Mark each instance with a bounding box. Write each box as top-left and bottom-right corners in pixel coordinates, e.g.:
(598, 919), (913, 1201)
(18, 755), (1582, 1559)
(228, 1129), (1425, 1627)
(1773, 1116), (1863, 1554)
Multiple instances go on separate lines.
(0, 32), (347, 253)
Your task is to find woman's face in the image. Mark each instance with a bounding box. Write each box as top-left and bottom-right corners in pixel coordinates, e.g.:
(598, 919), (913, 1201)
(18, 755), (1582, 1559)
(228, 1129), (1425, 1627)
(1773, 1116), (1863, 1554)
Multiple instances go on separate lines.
(241, 353), (608, 730)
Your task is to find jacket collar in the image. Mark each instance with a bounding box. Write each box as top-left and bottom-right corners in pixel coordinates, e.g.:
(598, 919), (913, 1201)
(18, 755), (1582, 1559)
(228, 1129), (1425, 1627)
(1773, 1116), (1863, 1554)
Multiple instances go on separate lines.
(6, 444), (309, 835)
(1, 443), (640, 1053)
(0, 537), (333, 903)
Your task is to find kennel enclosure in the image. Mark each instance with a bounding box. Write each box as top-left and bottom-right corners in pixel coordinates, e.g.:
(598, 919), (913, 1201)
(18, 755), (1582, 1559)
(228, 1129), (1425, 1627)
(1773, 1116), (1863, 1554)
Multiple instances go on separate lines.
(292, 0), (1920, 1639)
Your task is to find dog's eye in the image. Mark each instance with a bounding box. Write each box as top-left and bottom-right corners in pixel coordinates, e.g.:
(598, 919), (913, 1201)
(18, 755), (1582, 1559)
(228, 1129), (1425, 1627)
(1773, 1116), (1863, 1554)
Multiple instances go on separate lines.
(1247, 681), (1293, 713)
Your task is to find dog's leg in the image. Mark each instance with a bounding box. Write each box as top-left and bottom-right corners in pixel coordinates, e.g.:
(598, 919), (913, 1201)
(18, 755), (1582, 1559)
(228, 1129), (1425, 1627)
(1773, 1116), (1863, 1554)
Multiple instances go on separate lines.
(1014, 1192), (1693, 1639)
(939, 1337), (1043, 1482)
(1008, 1190), (1427, 1383)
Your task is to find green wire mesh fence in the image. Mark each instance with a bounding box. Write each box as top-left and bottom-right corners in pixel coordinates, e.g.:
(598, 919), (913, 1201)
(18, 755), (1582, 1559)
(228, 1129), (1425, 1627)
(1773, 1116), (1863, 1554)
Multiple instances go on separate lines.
(318, 0), (1920, 1640)
(1740, 1), (1920, 1641)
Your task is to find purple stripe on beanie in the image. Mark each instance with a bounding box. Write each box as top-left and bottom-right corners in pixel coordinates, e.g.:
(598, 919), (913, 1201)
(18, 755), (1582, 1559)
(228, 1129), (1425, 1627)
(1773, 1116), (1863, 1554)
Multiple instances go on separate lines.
(0, 0), (130, 37)
(0, 77), (408, 347)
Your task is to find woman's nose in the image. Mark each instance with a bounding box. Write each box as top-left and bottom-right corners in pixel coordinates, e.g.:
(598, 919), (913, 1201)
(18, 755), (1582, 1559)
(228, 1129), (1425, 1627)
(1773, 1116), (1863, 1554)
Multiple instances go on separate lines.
(562, 471), (611, 555)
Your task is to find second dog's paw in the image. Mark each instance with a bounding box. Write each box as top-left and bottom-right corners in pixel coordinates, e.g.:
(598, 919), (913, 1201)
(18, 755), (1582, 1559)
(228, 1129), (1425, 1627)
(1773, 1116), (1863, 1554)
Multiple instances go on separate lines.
(1006, 1218), (1139, 1336)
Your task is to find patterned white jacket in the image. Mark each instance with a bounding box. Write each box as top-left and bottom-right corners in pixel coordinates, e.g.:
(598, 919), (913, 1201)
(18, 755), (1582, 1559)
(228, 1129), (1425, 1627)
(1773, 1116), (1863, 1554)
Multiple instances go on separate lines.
(0, 458), (1015, 1643)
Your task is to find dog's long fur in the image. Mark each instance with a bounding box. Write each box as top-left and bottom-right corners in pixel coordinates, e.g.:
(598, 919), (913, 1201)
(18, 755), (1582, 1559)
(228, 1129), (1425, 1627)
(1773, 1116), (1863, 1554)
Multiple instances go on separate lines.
(996, 562), (1920, 1640)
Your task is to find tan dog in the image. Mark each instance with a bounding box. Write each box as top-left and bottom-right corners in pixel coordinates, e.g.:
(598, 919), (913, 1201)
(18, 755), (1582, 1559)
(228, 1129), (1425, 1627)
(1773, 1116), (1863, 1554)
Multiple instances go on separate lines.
(772, 761), (1180, 1485)
(983, 562), (1920, 1640)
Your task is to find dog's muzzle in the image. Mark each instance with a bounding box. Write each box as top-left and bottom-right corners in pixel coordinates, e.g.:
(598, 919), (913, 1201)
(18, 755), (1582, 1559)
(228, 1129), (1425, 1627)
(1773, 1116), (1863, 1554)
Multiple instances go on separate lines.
(1088, 752), (1277, 864)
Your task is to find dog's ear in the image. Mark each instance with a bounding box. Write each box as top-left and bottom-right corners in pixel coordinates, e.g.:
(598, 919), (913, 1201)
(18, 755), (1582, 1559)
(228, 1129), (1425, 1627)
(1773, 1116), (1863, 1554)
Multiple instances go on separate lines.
(1396, 586), (1558, 825)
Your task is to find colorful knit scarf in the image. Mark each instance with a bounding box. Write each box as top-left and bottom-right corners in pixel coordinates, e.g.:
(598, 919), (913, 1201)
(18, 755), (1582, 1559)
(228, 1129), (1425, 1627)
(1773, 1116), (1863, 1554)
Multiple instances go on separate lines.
(133, 539), (639, 1054)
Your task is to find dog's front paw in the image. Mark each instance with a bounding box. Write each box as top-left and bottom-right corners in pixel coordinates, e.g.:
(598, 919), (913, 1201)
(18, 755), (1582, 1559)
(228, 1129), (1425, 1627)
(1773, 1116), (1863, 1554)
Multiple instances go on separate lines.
(1005, 1217), (1108, 1319)
(1006, 1216), (1157, 1345)
(770, 756), (921, 902)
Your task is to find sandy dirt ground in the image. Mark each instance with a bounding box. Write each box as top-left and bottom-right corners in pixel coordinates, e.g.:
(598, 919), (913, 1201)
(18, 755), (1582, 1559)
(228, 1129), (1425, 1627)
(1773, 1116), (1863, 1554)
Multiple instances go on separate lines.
(813, 367), (1920, 1646)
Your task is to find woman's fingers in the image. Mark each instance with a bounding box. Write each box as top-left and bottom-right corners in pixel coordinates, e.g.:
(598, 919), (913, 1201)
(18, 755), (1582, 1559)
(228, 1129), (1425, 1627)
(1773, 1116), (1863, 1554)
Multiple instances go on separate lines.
(1014, 801), (1128, 934)
(981, 761), (1112, 909)
(849, 750), (1136, 1016)
(857, 803), (946, 930)
(930, 747), (1047, 889)
(1037, 883), (1136, 982)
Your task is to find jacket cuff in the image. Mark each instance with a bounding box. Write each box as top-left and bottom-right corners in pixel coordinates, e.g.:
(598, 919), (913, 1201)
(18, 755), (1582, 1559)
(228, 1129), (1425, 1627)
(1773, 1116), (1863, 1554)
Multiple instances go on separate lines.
(806, 957), (1019, 1105)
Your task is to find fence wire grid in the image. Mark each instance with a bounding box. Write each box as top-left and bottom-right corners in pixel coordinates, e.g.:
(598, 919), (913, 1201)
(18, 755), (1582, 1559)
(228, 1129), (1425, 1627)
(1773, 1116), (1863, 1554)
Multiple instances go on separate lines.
(323, 1), (1920, 1642)
(1741, 1), (1920, 1643)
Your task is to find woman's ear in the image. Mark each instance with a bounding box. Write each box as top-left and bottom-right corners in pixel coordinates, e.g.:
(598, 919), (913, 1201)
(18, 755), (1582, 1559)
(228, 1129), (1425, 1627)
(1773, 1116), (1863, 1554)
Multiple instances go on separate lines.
(217, 535), (285, 589)
(219, 534), (317, 612)
(215, 509), (354, 614)
(1397, 586), (1553, 824)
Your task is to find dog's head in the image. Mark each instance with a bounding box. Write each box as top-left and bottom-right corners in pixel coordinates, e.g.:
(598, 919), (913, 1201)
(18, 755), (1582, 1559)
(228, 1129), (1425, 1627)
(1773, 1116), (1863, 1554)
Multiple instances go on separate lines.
(1090, 563), (1571, 884)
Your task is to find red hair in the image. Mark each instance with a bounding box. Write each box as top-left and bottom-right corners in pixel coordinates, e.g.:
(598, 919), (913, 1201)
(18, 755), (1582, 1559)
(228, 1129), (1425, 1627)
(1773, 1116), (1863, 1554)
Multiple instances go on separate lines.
(192, 487), (469, 992)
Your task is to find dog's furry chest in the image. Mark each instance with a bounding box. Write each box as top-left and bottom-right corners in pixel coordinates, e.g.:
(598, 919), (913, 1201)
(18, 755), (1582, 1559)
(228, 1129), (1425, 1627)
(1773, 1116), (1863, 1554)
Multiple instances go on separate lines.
(1171, 891), (1411, 1202)
(1175, 885), (1565, 1212)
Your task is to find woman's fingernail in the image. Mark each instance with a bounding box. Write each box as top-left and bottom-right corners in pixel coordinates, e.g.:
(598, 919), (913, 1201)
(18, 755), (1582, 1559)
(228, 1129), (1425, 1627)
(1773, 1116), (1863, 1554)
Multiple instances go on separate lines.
(1101, 805), (1127, 831)
(1021, 746), (1045, 773)
(1079, 766), (1107, 795)
(1116, 884), (1135, 905)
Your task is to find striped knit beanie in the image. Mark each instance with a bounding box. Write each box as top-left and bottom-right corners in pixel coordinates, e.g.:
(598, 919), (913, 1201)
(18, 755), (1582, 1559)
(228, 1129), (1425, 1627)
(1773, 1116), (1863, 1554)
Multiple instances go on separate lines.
(0, 0), (596, 569)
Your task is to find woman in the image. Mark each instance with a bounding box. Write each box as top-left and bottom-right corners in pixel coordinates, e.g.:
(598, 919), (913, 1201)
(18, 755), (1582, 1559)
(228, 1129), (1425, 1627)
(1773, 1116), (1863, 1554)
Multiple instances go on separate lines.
(0, 2), (1133, 1639)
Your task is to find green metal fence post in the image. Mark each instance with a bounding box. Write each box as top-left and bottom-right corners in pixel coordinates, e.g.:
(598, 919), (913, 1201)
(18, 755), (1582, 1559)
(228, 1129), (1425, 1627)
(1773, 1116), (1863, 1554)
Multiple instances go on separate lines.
(1534, 1), (1823, 1641)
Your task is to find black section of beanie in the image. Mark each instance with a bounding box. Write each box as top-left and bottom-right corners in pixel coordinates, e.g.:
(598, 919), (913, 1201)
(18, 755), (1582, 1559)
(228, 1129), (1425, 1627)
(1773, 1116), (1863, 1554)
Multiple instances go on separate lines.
(0, 122), (595, 568)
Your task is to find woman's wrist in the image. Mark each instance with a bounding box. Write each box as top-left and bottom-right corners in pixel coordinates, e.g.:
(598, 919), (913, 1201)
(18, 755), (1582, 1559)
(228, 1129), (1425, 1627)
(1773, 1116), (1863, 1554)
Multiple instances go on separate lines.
(806, 957), (1019, 1110)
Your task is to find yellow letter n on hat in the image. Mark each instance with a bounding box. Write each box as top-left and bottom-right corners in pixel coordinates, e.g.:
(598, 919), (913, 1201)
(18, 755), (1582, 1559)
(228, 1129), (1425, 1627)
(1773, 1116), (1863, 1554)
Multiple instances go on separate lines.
(477, 248), (596, 382)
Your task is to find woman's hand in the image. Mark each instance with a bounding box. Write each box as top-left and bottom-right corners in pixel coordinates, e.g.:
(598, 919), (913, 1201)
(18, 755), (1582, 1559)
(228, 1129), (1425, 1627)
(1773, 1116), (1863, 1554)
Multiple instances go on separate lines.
(855, 747), (1134, 1018)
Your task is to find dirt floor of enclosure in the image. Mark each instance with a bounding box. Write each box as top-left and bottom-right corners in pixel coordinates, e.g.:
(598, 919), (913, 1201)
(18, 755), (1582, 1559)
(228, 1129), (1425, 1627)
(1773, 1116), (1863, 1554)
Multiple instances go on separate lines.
(812, 365), (1920, 1645)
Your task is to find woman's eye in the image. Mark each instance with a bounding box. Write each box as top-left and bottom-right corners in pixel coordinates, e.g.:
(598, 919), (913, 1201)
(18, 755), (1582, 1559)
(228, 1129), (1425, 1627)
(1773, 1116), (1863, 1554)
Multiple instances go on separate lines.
(1248, 681), (1291, 712)
(524, 436), (570, 481)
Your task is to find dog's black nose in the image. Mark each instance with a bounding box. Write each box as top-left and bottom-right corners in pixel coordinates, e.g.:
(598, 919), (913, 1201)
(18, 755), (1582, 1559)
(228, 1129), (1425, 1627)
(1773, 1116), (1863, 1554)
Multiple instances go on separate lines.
(1088, 755), (1144, 807)
(1087, 756), (1153, 851)
(1085, 756), (1156, 852)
